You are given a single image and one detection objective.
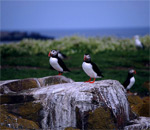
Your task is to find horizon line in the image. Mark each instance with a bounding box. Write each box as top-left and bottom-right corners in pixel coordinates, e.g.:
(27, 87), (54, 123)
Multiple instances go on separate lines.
(1, 26), (150, 32)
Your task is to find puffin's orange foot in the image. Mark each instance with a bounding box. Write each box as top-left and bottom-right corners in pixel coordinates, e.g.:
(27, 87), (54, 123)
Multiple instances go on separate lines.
(89, 81), (95, 83)
(127, 91), (134, 95)
(84, 78), (91, 83)
(58, 72), (62, 75)
(89, 78), (95, 83)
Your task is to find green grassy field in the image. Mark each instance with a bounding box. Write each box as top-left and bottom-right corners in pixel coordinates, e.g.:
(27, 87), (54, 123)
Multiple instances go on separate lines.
(0, 36), (150, 95)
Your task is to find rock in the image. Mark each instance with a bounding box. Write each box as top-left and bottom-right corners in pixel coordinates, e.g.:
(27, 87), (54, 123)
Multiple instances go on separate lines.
(137, 103), (150, 117)
(127, 95), (143, 105)
(124, 116), (150, 130)
(0, 107), (40, 129)
(0, 76), (74, 94)
(38, 75), (74, 87)
(0, 78), (40, 94)
(0, 76), (74, 129)
(0, 79), (18, 86)
(1, 76), (143, 129)
(142, 96), (150, 104)
(1, 102), (43, 126)
(87, 107), (116, 129)
(0, 94), (34, 104)
(65, 127), (80, 130)
(127, 95), (150, 117)
(31, 80), (132, 129)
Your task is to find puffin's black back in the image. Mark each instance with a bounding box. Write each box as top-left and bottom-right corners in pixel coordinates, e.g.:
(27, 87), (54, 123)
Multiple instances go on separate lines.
(57, 57), (70, 72)
(60, 52), (67, 58)
(123, 79), (129, 89)
(123, 73), (134, 88)
(91, 62), (104, 77)
(141, 42), (145, 49)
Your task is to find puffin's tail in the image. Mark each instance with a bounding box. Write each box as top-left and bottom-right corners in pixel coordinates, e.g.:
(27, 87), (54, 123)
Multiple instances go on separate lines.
(64, 68), (71, 72)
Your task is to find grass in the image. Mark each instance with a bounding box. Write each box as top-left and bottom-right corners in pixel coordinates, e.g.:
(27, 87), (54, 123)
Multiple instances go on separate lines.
(1, 50), (149, 95)
(0, 36), (150, 95)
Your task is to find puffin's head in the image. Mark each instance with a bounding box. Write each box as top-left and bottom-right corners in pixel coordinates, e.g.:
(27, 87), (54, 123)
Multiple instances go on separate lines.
(128, 69), (136, 75)
(84, 54), (91, 62)
(48, 50), (58, 57)
(57, 50), (60, 53)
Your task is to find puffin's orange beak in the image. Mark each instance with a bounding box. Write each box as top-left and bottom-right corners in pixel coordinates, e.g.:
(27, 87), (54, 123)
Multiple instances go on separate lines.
(84, 56), (86, 61)
(134, 70), (136, 74)
(48, 51), (51, 57)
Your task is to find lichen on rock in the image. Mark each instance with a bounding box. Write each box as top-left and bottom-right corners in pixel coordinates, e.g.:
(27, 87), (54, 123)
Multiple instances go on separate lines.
(0, 78), (40, 94)
(0, 107), (40, 129)
(38, 75), (74, 87)
(1, 102), (43, 126)
(87, 107), (117, 129)
(0, 76), (74, 94)
(128, 95), (150, 117)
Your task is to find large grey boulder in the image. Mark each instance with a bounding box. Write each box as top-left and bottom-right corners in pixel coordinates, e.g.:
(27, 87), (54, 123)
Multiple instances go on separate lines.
(124, 116), (150, 130)
(29, 80), (132, 129)
(1, 76), (141, 130)
(0, 76), (74, 129)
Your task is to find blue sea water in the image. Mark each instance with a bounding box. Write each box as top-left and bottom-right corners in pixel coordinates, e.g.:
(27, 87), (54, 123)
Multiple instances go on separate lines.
(39, 27), (149, 39)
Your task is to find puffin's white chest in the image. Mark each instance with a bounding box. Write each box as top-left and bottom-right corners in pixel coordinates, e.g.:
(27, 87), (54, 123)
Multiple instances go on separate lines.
(126, 77), (135, 90)
(135, 39), (143, 48)
(50, 57), (63, 72)
(82, 62), (98, 78)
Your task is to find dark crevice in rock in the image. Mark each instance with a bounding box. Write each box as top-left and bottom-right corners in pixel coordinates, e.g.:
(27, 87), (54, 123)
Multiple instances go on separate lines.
(0, 94), (34, 104)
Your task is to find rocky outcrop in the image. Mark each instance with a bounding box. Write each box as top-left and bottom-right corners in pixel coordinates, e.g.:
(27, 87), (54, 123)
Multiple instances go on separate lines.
(87, 107), (117, 129)
(128, 95), (150, 117)
(124, 117), (150, 130)
(1, 102), (43, 127)
(0, 76), (73, 129)
(0, 76), (74, 95)
(0, 78), (40, 94)
(0, 107), (40, 129)
(38, 75), (74, 87)
(30, 80), (132, 129)
(1, 76), (148, 130)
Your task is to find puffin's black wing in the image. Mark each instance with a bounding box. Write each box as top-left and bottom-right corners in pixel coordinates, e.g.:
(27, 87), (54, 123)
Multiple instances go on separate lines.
(141, 42), (145, 49)
(60, 52), (67, 58)
(91, 62), (104, 77)
(58, 57), (70, 72)
(123, 79), (129, 89)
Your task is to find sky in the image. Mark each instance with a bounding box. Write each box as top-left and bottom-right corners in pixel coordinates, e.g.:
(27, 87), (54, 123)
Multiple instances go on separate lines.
(1, 0), (149, 30)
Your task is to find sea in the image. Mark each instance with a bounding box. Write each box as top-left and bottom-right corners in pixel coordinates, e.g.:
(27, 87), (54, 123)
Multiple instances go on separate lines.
(38, 27), (149, 39)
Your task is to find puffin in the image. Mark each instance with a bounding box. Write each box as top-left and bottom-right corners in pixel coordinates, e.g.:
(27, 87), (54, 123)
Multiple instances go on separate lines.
(134, 35), (144, 49)
(82, 54), (103, 83)
(123, 69), (136, 93)
(48, 50), (70, 75)
(57, 50), (67, 59)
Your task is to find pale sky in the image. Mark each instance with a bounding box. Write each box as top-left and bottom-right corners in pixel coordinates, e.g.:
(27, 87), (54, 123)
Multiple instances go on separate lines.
(1, 0), (149, 30)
